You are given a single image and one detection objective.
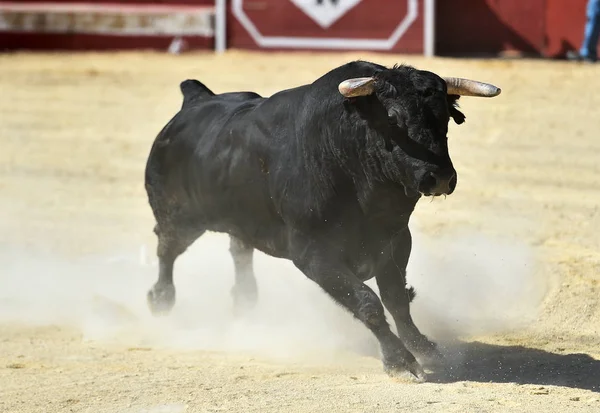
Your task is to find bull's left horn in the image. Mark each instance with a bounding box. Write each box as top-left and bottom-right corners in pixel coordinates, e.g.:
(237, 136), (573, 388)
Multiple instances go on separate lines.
(443, 77), (501, 97)
(338, 77), (376, 98)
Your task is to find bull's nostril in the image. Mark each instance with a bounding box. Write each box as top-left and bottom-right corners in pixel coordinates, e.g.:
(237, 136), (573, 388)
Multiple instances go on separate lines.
(426, 172), (438, 186)
(419, 172), (438, 193)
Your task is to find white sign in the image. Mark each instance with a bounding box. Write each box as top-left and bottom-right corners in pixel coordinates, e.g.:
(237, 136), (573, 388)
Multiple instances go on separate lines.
(290, 0), (362, 29)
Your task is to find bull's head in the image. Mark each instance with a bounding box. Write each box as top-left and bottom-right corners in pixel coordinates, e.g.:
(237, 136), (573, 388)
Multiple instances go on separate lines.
(338, 65), (500, 197)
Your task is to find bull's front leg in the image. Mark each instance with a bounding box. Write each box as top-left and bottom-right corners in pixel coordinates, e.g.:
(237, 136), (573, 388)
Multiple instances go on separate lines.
(292, 242), (426, 381)
(374, 228), (443, 365)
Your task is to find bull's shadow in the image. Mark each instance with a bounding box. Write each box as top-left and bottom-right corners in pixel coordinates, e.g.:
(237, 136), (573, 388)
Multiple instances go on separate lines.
(429, 340), (600, 393)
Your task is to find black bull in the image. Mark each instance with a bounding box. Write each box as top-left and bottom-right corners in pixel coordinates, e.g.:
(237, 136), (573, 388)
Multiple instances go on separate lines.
(144, 60), (501, 380)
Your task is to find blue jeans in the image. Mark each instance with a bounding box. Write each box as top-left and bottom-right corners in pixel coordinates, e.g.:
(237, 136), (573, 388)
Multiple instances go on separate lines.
(580, 0), (600, 59)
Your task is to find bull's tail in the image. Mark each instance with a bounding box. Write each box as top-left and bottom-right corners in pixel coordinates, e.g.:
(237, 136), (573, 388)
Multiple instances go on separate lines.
(180, 79), (215, 109)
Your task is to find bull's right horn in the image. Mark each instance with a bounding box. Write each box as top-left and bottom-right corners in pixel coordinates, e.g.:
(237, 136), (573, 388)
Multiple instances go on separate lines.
(443, 77), (501, 97)
(338, 77), (376, 98)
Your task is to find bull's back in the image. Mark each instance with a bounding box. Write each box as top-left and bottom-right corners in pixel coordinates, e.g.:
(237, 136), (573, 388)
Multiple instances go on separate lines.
(145, 94), (283, 241)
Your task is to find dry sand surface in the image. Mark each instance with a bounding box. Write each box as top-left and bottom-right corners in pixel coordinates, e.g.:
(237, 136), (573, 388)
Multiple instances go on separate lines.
(0, 50), (599, 412)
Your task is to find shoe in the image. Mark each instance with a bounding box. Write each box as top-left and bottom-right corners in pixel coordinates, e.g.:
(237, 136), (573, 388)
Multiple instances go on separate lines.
(566, 50), (596, 63)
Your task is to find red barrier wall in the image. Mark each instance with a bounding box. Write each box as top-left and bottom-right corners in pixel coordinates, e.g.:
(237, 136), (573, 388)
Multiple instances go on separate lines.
(435, 0), (594, 58)
(1, 32), (213, 50)
(0, 0), (596, 57)
(545, 0), (590, 58)
(228, 0), (593, 58)
(435, 0), (545, 56)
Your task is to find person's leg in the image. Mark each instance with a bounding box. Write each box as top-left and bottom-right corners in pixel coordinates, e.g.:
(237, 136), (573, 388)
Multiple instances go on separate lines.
(580, 0), (600, 60)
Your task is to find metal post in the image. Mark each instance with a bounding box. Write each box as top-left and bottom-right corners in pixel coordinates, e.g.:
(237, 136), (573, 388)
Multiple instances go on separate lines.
(424, 0), (435, 57)
(215, 0), (227, 53)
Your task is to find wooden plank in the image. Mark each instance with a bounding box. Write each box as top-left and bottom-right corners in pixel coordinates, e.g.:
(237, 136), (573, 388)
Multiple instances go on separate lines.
(0, 2), (214, 36)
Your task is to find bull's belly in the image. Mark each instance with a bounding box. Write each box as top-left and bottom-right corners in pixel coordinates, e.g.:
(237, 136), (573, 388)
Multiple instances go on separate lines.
(204, 218), (292, 260)
(181, 190), (377, 273)
(204, 215), (379, 279)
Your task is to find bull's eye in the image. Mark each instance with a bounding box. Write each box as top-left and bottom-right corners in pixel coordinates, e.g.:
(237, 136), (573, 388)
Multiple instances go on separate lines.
(387, 114), (397, 125)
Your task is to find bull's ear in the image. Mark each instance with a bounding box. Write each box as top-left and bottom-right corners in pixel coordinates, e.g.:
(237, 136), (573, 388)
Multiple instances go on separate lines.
(450, 106), (466, 124)
(447, 95), (465, 124)
(338, 77), (376, 98)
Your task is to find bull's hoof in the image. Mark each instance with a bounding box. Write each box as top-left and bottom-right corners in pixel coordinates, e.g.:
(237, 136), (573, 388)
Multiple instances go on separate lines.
(384, 358), (427, 382)
(147, 283), (176, 316)
(410, 337), (445, 368)
(382, 346), (427, 382)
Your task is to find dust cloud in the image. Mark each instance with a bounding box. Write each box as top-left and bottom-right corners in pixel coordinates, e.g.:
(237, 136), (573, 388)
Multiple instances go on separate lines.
(0, 222), (551, 366)
(407, 227), (551, 340)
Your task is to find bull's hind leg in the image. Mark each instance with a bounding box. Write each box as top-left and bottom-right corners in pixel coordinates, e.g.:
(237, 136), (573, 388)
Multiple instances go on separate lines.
(147, 222), (205, 316)
(229, 236), (258, 316)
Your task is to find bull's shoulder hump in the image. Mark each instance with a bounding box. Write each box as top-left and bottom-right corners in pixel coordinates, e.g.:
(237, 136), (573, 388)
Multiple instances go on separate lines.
(180, 79), (216, 109)
(180, 79), (214, 98)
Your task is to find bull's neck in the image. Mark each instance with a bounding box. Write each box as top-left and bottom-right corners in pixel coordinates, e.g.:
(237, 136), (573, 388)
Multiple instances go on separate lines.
(305, 106), (416, 209)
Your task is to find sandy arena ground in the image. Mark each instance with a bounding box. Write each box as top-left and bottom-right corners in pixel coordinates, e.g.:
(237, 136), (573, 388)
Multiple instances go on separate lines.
(0, 50), (599, 412)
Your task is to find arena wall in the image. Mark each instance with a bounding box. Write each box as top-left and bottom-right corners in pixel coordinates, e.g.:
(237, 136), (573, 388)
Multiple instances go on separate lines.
(0, 0), (596, 58)
(544, 0), (592, 58)
(435, 0), (594, 58)
(435, 0), (546, 56)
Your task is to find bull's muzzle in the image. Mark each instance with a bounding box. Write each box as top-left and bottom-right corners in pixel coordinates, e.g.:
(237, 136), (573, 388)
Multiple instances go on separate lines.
(419, 170), (457, 196)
